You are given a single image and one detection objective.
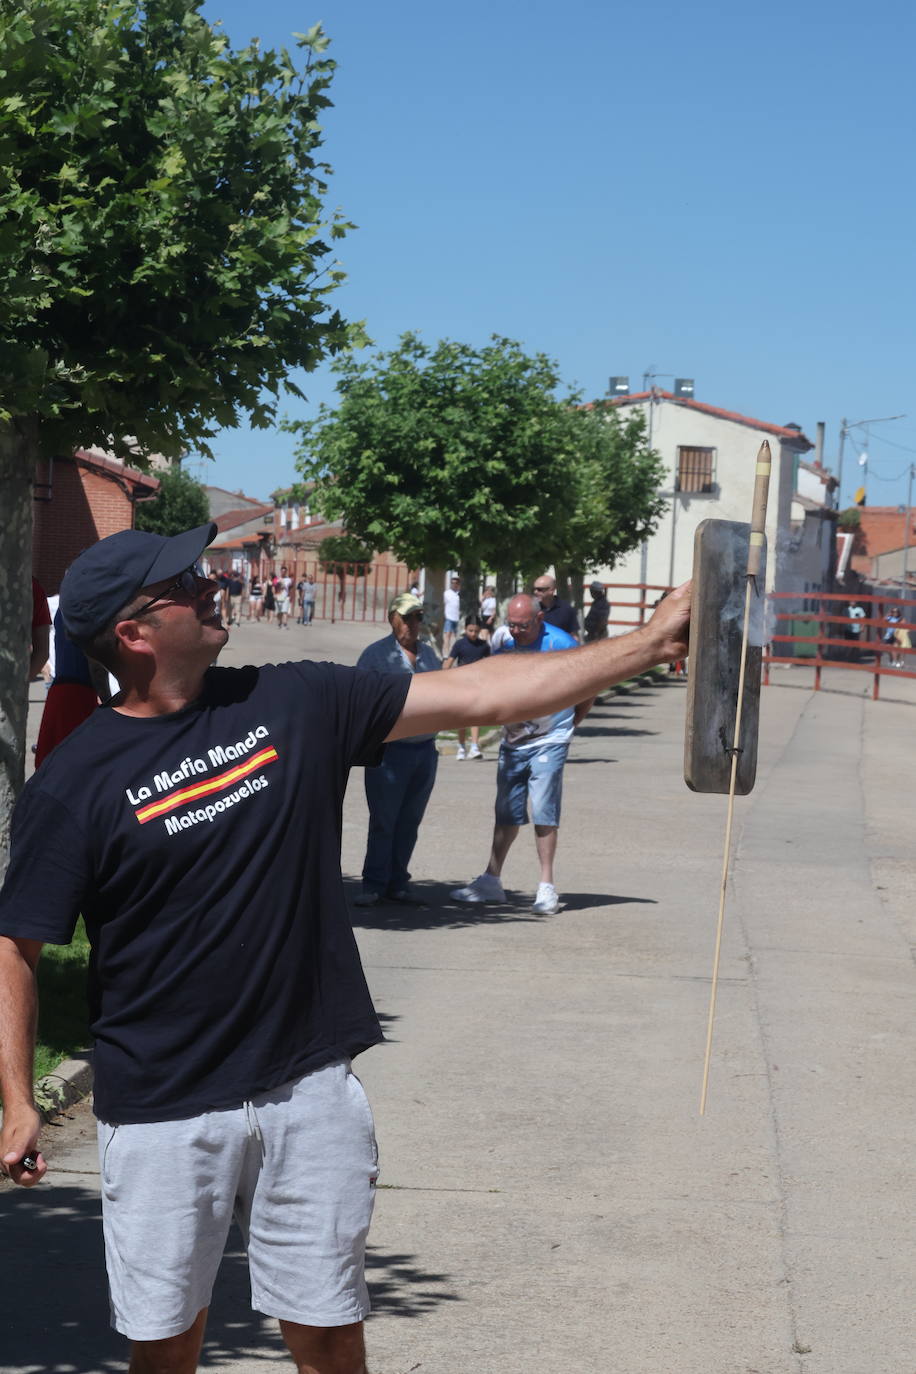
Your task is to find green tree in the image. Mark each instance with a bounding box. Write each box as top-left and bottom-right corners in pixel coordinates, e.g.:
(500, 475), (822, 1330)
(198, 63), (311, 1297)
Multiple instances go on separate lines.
(134, 465), (210, 537)
(0, 0), (352, 866)
(286, 334), (667, 636)
(551, 404), (668, 602)
(286, 333), (581, 635)
(317, 533), (375, 576)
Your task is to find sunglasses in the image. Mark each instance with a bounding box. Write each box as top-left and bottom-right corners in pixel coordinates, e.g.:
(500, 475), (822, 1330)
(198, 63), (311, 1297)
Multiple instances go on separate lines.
(131, 565), (205, 619)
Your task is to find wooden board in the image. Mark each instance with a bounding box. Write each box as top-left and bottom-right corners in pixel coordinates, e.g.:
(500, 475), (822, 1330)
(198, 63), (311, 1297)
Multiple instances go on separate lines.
(684, 519), (766, 795)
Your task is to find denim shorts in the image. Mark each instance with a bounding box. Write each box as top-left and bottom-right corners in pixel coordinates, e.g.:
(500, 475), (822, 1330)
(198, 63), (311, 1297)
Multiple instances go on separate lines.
(495, 740), (569, 827)
(444, 618), (459, 634)
(97, 1059), (378, 1340)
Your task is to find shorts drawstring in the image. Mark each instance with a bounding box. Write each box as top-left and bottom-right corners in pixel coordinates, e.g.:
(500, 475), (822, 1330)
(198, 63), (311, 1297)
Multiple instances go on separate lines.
(245, 1099), (265, 1158)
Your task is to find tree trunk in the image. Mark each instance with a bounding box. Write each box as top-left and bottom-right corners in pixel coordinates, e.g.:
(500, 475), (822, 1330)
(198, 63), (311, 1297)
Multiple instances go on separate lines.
(556, 564), (584, 617)
(458, 557), (481, 622)
(0, 424), (37, 877)
(568, 569), (585, 617)
(422, 564), (446, 655)
(495, 569), (517, 623)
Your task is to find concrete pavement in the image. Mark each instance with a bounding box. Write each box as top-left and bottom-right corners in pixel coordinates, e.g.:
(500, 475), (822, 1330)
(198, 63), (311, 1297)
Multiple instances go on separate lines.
(3, 616), (916, 1373)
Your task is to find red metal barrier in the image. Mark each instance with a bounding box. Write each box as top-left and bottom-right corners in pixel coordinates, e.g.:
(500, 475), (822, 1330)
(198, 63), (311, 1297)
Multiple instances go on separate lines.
(763, 591), (916, 700)
(602, 583), (674, 630)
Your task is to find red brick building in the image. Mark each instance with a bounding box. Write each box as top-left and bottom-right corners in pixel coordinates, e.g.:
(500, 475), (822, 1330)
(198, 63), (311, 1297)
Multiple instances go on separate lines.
(32, 450), (160, 595)
(848, 507), (916, 580)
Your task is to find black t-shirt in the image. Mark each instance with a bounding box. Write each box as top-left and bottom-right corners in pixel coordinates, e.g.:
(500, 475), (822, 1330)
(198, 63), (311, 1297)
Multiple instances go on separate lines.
(448, 635), (490, 667)
(0, 661), (409, 1124)
(541, 598), (579, 637)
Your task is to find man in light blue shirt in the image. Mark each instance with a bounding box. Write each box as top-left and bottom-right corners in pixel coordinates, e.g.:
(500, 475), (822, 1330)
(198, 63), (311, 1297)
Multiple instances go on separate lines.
(451, 593), (593, 914)
(354, 592), (441, 906)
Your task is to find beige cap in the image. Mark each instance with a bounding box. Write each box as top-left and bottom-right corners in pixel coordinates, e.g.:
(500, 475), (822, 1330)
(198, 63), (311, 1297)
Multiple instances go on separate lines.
(388, 591), (424, 618)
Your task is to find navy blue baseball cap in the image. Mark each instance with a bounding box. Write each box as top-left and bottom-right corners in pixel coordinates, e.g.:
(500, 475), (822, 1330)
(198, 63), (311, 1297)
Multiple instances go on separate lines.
(59, 522), (217, 647)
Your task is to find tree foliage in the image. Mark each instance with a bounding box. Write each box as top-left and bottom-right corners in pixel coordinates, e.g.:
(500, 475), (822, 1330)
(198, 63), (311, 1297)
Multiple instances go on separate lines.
(317, 533), (374, 577)
(0, 0), (353, 864)
(134, 464), (210, 536)
(0, 0), (353, 460)
(287, 334), (667, 581)
(551, 405), (667, 576)
(287, 333), (580, 574)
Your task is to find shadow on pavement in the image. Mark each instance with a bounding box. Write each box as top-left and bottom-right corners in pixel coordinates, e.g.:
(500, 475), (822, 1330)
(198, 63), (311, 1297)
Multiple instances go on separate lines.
(564, 756), (619, 765)
(0, 1186), (458, 1372)
(0, 1183), (122, 1374)
(349, 879), (546, 930)
(573, 723), (657, 738)
(348, 880), (655, 930)
(366, 1244), (461, 1318)
(559, 891), (657, 912)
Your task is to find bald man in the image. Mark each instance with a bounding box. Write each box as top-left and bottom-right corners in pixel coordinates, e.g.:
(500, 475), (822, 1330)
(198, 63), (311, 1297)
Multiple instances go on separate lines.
(532, 573), (579, 641)
(450, 593), (591, 914)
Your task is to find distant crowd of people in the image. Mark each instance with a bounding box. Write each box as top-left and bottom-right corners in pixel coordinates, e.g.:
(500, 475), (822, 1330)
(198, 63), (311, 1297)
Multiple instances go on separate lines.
(215, 566), (317, 628)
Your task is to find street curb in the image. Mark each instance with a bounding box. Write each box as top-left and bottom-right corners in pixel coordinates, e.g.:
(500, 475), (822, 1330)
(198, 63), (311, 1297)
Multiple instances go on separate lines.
(34, 1052), (93, 1121)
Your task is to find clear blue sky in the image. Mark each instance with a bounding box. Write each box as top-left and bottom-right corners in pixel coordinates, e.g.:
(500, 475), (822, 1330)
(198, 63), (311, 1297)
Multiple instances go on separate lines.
(199, 0), (916, 512)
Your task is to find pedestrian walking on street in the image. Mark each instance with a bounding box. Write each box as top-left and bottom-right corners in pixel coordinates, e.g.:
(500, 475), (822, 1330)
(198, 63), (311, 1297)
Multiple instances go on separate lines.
(248, 575), (264, 621)
(451, 593), (593, 914)
(353, 592), (441, 906)
(297, 575), (316, 625)
(263, 577), (276, 623)
(0, 523), (690, 1374)
(227, 572), (244, 626)
(583, 580), (610, 643)
(445, 614), (490, 759)
(443, 575), (461, 655)
(275, 566), (292, 629)
(480, 584), (497, 641)
(533, 573), (580, 641)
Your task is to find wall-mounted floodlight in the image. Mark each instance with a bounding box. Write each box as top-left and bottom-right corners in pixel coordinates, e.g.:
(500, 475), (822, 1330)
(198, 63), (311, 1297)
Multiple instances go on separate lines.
(674, 378), (695, 399)
(608, 376), (629, 396)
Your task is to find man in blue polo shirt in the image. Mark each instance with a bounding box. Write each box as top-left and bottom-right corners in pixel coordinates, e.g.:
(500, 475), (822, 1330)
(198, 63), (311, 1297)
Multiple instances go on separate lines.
(450, 593), (593, 914)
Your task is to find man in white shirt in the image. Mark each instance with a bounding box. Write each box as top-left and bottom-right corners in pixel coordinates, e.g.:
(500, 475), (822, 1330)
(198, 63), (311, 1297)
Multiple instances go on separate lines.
(443, 575), (461, 654)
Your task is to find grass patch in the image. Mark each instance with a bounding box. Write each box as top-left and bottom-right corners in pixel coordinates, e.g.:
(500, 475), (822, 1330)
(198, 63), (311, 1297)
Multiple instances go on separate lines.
(34, 917), (91, 1082)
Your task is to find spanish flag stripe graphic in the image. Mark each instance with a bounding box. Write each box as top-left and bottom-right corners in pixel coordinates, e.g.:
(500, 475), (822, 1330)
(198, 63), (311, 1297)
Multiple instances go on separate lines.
(135, 747), (279, 825)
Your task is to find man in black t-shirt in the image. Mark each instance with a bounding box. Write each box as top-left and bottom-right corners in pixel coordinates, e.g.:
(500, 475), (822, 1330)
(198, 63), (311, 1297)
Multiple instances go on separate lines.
(532, 572), (580, 640)
(0, 523), (690, 1373)
(445, 614), (490, 759)
(227, 573), (244, 625)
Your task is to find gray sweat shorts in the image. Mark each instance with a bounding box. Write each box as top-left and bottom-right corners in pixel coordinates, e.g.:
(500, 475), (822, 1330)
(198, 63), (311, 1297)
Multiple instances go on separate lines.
(97, 1059), (379, 1341)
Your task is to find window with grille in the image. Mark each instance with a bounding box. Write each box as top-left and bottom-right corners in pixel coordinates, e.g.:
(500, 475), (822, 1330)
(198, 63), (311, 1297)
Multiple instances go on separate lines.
(676, 446), (716, 494)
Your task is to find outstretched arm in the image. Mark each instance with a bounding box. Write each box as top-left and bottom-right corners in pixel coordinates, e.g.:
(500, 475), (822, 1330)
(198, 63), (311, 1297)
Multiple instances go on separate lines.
(0, 935), (47, 1186)
(387, 582), (691, 741)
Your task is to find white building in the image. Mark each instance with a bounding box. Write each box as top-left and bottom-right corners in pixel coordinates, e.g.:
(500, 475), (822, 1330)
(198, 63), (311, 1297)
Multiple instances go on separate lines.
(598, 390), (836, 598)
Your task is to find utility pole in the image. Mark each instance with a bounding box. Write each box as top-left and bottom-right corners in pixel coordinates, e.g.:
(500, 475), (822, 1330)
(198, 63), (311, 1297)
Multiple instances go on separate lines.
(902, 463), (914, 601)
(639, 367), (672, 595)
(837, 414), (905, 507)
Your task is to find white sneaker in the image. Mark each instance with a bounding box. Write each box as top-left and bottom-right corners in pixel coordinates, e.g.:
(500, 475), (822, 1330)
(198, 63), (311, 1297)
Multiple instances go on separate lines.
(450, 872), (506, 904)
(455, 745), (466, 760)
(532, 882), (559, 914)
(468, 744), (482, 759)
